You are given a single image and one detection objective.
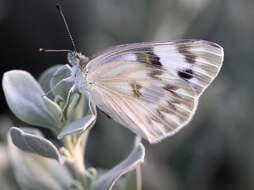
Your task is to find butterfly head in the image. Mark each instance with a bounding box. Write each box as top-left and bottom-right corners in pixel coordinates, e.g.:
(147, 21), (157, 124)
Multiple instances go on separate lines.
(67, 51), (90, 68)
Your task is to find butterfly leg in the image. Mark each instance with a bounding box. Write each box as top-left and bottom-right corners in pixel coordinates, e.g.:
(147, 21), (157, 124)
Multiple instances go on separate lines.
(62, 84), (76, 113)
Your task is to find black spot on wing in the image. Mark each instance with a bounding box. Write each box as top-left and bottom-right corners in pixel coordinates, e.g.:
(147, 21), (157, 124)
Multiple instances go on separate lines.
(149, 70), (163, 80)
(136, 47), (162, 67)
(163, 84), (179, 91)
(178, 69), (193, 80)
(177, 46), (196, 64)
(146, 51), (162, 67)
(163, 84), (180, 97)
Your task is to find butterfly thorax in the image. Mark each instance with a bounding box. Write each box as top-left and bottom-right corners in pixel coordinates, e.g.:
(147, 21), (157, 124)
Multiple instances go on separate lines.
(68, 51), (91, 93)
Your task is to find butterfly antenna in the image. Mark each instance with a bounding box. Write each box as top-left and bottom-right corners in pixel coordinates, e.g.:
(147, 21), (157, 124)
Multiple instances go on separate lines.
(56, 2), (77, 52)
(39, 48), (71, 53)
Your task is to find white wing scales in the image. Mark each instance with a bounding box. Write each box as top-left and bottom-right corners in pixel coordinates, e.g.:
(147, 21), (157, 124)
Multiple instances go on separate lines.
(85, 40), (223, 143)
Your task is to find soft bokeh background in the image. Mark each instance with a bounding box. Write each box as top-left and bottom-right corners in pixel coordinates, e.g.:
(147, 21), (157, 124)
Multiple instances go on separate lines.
(0, 0), (254, 189)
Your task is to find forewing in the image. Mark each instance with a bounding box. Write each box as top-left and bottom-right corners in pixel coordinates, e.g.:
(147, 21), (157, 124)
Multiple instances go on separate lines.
(86, 40), (224, 143)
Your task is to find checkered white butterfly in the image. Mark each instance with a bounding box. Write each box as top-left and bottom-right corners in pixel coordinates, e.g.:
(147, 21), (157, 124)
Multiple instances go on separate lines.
(52, 39), (223, 144)
(44, 4), (224, 144)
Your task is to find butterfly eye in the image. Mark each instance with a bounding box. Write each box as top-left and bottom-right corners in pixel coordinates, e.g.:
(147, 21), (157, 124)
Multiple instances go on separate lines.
(67, 52), (79, 66)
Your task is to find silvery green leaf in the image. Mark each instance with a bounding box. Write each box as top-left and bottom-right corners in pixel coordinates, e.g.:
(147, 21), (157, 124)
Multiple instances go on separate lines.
(8, 132), (77, 190)
(42, 96), (63, 124)
(2, 70), (60, 130)
(39, 65), (63, 100)
(117, 136), (142, 190)
(9, 127), (62, 163)
(91, 143), (145, 190)
(55, 95), (65, 108)
(66, 93), (82, 120)
(121, 168), (141, 190)
(50, 65), (73, 101)
(66, 93), (89, 122)
(120, 137), (142, 190)
(110, 169), (141, 190)
(58, 114), (96, 139)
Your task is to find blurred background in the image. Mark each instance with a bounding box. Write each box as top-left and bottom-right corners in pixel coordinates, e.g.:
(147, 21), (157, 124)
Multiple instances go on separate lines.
(1, 0), (254, 189)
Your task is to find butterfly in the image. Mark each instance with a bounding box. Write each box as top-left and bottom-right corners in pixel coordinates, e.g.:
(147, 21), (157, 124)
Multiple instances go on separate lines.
(57, 39), (223, 144)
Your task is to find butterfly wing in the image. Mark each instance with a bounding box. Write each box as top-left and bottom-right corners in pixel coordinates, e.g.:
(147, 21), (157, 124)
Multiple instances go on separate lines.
(85, 39), (224, 143)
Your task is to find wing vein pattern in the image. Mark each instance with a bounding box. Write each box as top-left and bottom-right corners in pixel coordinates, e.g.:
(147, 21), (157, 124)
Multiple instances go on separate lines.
(86, 39), (224, 143)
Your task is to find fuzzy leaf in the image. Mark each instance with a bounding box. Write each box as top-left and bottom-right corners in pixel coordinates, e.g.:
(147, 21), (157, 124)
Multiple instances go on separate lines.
(2, 70), (59, 130)
(8, 131), (78, 190)
(39, 65), (63, 91)
(66, 92), (89, 123)
(9, 127), (62, 163)
(66, 93), (82, 121)
(42, 96), (63, 125)
(58, 114), (96, 139)
(38, 65), (63, 100)
(50, 65), (73, 101)
(122, 168), (141, 190)
(91, 143), (145, 190)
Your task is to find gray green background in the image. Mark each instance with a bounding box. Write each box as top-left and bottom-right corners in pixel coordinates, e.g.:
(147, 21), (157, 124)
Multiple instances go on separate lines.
(0, 0), (253, 190)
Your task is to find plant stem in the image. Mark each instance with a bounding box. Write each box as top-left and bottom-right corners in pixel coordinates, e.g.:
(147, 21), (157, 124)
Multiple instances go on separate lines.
(63, 131), (90, 189)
